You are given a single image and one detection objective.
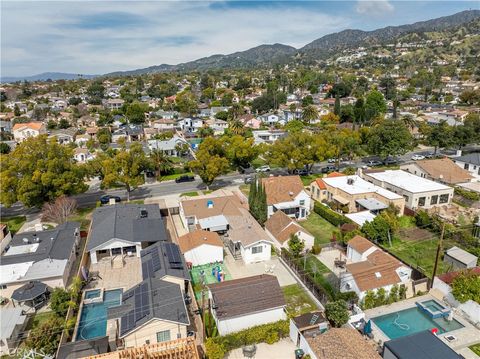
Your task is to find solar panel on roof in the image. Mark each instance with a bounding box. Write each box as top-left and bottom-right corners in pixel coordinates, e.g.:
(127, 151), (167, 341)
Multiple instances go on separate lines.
(165, 243), (182, 263)
(151, 250), (161, 271)
(121, 310), (135, 335)
(170, 262), (184, 269)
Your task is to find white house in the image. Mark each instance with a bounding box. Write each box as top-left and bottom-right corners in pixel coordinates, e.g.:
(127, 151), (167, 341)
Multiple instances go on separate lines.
(180, 191), (274, 264)
(265, 210), (314, 251)
(74, 147), (95, 163)
(12, 122), (46, 142)
(340, 235), (412, 301)
(147, 135), (189, 157)
(208, 275), (286, 335)
(86, 204), (169, 264)
(103, 98), (125, 110)
(178, 230), (223, 267)
(252, 129), (286, 144)
(177, 117), (204, 133)
(0, 307), (28, 355)
(452, 153), (480, 181)
(361, 169), (454, 210)
(259, 113), (286, 126)
(262, 176), (311, 220)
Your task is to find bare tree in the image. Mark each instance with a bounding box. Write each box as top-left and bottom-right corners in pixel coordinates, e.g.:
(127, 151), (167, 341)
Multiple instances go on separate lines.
(41, 196), (77, 224)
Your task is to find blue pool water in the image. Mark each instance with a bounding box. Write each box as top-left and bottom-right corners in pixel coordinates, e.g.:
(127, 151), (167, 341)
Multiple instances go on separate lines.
(76, 289), (122, 340)
(372, 307), (464, 340)
(421, 299), (445, 312)
(84, 289), (101, 300)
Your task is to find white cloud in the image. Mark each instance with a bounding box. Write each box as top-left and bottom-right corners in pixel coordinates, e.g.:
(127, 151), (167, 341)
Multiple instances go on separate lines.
(356, 0), (394, 17)
(1, 1), (350, 76)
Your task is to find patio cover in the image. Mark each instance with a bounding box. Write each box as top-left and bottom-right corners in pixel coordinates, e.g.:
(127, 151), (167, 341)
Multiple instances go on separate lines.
(332, 195), (349, 205)
(198, 215), (229, 230)
(11, 281), (48, 302)
(356, 198), (388, 211)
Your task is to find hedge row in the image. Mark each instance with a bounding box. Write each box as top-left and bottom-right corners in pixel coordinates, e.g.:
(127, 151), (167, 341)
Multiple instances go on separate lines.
(313, 202), (352, 227)
(205, 320), (289, 359)
(454, 187), (480, 201)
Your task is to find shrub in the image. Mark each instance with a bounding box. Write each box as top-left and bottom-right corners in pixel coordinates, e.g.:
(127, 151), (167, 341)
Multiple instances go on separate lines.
(455, 187), (480, 201)
(311, 244), (321, 255)
(50, 287), (71, 317)
(205, 338), (226, 359)
(25, 316), (65, 355)
(325, 300), (349, 327)
(451, 270), (480, 303)
(415, 210), (432, 228)
(314, 202), (352, 227)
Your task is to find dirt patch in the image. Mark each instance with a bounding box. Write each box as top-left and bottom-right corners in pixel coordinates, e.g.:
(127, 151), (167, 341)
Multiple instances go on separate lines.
(399, 227), (434, 241)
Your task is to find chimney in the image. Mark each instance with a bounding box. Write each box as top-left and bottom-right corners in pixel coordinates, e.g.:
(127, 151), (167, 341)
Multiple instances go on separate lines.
(455, 149), (462, 157)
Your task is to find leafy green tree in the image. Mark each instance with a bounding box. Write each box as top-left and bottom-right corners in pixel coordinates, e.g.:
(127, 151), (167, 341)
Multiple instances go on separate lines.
(375, 288), (387, 307)
(302, 95), (314, 107)
(176, 90), (198, 115)
(421, 120), (453, 154)
(302, 105), (319, 124)
(379, 76), (397, 100)
(0, 142), (10, 154)
(215, 111), (228, 121)
(389, 284), (399, 303)
(188, 137), (229, 189)
(354, 98), (366, 127)
(68, 97), (82, 106)
(150, 149), (173, 176)
(288, 234), (305, 257)
(249, 179), (267, 225)
(451, 270), (480, 303)
(362, 212), (398, 244)
(228, 119), (245, 136)
(197, 126), (214, 138)
(14, 104), (21, 116)
(86, 81), (105, 104)
(0, 136), (87, 207)
(334, 95), (341, 116)
(50, 287), (71, 317)
(223, 135), (258, 168)
(284, 120), (305, 133)
(362, 290), (376, 309)
(58, 118), (70, 129)
(367, 120), (413, 158)
(126, 102), (148, 124)
(365, 89), (387, 121)
(325, 300), (349, 327)
(340, 104), (355, 123)
(99, 142), (149, 200)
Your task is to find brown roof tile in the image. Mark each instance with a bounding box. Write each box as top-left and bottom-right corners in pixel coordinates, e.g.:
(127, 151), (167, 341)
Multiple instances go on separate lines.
(178, 230), (223, 253)
(262, 175), (305, 205)
(347, 235), (374, 254)
(306, 328), (381, 359)
(414, 158), (473, 184)
(265, 211), (312, 244)
(208, 275), (285, 320)
(12, 121), (44, 131)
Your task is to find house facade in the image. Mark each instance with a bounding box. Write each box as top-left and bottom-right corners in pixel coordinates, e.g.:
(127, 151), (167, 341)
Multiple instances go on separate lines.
(147, 136), (189, 157)
(177, 230), (223, 267)
(12, 122), (46, 142)
(400, 158), (473, 185)
(265, 211), (314, 251)
(452, 153), (480, 181)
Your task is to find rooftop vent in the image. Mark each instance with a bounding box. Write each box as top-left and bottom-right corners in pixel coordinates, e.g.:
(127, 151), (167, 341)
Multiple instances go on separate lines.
(347, 178), (355, 185)
(289, 191), (294, 196)
(140, 209), (148, 218)
(22, 238), (29, 244)
(207, 200), (214, 209)
(375, 272), (382, 278)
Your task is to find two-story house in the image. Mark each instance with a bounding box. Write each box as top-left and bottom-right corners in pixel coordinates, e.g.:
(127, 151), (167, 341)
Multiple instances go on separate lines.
(12, 122), (46, 142)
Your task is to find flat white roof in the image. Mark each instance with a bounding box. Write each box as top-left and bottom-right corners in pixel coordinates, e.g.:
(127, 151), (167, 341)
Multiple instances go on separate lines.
(199, 215), (229, 230)
(446, 246), (478, 264)
(0, 307), (27, 339)
(323, 175), (402, 200)
(0, 262), (33, 284)
(365, 170), (452, 193)
(3, 243), (39, 256)
(345, 211), (377, 226)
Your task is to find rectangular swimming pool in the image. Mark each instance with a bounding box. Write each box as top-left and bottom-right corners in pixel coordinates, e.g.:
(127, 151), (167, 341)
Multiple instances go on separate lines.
(84, 289), (101, 300)
(372, 306), (464, 340)
(76, 289), (122, 341)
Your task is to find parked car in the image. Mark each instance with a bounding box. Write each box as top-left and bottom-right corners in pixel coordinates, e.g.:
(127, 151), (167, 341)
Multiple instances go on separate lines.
(256, 165), (271, 173)
(175, 175), (195, 183)
(321, 165), (336, 173)
(100, 195), (121, 205)
(383, 157), (398, 165)
(411, 154), (425, 161)
(367, 160), (383, 167)
(244, 176), (254, 184)
(327, 158), (337, 163)
(293, 168), (310, 175)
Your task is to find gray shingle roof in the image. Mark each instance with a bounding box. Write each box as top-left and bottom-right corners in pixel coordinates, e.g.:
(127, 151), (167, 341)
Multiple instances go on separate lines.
(87, 204), (167, 251)
(454, 153), (480, 166)
(109, 278), (189, 337)
(1, 221), (80, 266)
(140, 242), (189, 281)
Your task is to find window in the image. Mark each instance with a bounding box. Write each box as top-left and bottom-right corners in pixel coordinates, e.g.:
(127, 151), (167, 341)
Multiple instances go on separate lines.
(418, 197), (426, 207)
(251, 246), (263, 254)
(299, 200), (305, 206)
(403, 195), (409, 202)
(157, 330), (171, 343)
(439, 194), (449, 204)
(464, 163), (469, 170)
(430, 195), (438, 205)
(0, 284), (6, 289)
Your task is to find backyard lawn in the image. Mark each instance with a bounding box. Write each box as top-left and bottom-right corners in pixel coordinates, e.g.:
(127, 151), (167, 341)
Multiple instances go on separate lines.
(299, 212), (337, 245)
(282, 284), (318, 317)
(67, 207), (95, 231)
(25, 311), (56, 331)
(469, 344), (480, 356)
(2, 216), (26, 234)
(300, 174), (322, 186)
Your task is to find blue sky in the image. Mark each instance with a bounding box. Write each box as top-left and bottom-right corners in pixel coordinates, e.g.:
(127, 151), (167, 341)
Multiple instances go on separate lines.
(1, 1), (478, 77)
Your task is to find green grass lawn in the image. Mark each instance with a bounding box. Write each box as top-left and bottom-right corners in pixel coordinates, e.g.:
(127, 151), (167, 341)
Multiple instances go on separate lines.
(469, 343), (480, 356)
(180, 191), (199, 197)
(159, 171), (194, 181)
(67, 207), (95, 231)
(398, 216), (416, 229)
(25, 311), (56, 331)
(299, 212), (337, 245)
(282, 284), (318, 317)
(2, 216), (26, 234)
(300, 174), (322, 186)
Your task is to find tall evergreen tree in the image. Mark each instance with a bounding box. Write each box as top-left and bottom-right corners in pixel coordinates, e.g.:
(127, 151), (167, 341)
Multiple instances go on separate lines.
(256, 182), (268, 226)
(248, 176), (257, 209)
(334, 95), (341, 116)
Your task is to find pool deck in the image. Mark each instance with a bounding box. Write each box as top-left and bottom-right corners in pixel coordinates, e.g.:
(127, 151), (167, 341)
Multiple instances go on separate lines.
(86, 256), (142, 291)
(364, 294), (480, 355)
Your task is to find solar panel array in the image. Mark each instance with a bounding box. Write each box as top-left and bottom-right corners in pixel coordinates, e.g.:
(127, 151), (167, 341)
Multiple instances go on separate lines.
(120, 282), (151, 336)
(164, 243), (183, 269)
(141, 246), (162, 279)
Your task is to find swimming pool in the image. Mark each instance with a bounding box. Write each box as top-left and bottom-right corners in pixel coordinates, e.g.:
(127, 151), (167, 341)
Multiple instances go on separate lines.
(76, 289), (122, 341)
(84, 289), (101, 300)
(372, 306), (464, 340)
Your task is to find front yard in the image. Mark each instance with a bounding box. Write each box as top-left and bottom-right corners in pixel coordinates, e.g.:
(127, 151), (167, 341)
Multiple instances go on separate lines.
(282, 284), (318, 317)
(299, 212), (337, 245)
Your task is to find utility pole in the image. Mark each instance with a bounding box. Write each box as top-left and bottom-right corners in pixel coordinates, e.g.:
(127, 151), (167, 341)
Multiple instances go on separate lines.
(430, 221), (445, 289)
(201, 285), (206, 340)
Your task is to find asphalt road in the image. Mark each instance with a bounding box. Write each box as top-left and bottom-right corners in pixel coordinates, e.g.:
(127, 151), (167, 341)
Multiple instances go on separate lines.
(3, 145), (477, 218)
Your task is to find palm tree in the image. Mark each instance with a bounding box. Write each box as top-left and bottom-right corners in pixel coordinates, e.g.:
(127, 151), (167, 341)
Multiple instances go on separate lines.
(301, 105), (319, 124)
(150, 149), (173, 177)
(400, 115), (417, 131)
(229, 119), (245, 136)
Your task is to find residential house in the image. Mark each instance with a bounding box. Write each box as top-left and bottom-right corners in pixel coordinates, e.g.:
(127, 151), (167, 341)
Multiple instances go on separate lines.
(49, 127), (77, 144)
(140, 242), (189, 292)
(143, 127), (158, 140)
(340, 235), (412, 300)
(302, 327), (381, 359)
(75, 134), (91, 147)
(259, 113), (286, 126)
(309, 172), (344, 202)
(383, 330), (463, 359)
(443, 246), (478, 270)
(12, 122), (46, 142)
(111, 124), (143, 143)
(180, 191), (273, 264)
(400, 158), (473, 185)
(320, 174), (405, 214)
(152, 118), (176, 132)
(0, 120), (12, 133)
(432, 267), (480, 323)
(74, 147), (95, 163)
(0, 222), (80, 299)
(262, 176), (311, 220)
(208, 274), (286, 335)
(265, 211), (314, 251)
(57, 337), (110, 359)
(86, 204), (168, 264)
(177, 118), (203, 134)
(361, 169), (454, 210)
(289, 311), (328, 350)
(205, 118), (228, 135)
(86, 127), (99, 139)
(147, 135), (189, 157)
(0, 307), (28, 355)
(107, 278), (189, 348)
(103, 99), (125, 110)
(154, 110), (178, 120)
(452, 153), (480, 181)
(178, 230), (224, 267)
(252, 129), (286, 144)
(239, 114), (261, 129)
